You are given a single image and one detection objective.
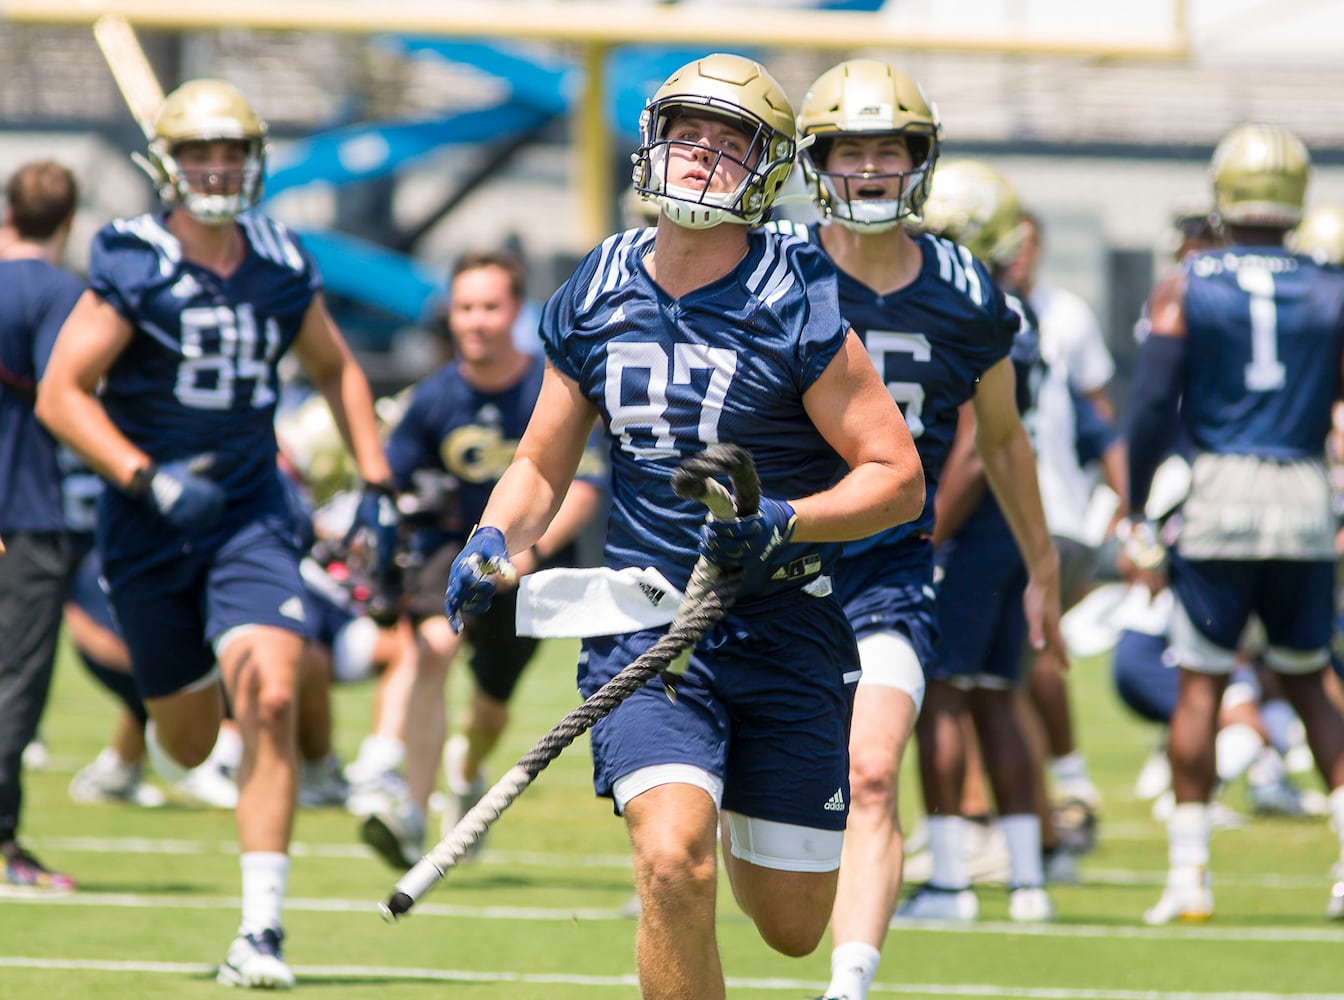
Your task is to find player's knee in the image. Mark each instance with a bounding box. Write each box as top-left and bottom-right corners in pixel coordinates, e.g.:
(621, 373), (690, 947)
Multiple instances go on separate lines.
(847, 743), (896, 811)
(753, 909), (828, 958)
(635, 839), (717, 907)
(250, 674), (297, 732)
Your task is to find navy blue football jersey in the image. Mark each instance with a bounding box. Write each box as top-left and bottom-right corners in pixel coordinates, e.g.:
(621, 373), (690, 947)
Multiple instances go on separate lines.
(88, 212), (321, 568)
(0, 259), (84, 533)
(773, 223), (1019, 554)
(541, 226), (851, 598)
(1182, 247), (1344, 458)
(385, 353), (605, 547)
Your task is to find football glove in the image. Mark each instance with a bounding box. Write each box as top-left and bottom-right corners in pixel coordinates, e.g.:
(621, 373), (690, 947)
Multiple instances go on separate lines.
(131, 455), (226, 535)
(697, 496), (797, 569)
(348, 482), (401, 579)
(444, 526), (516, 632)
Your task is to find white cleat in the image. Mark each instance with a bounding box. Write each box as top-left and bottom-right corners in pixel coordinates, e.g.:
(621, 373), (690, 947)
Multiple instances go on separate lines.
(1143, 867), (1214, 926)
(298, 753), (350, 809)
(892, 884), (979, 922)
(1327, 864), (1344, 921)
(175, 760), (239, 809)
(361, 796), (425, 871)
(1248, 776), (1328, 818)
(217, 927), (294, 990)
(69, 748), (166, 808)
(1133, 746), (1172, 801)
(1008, 885), (1055, 922)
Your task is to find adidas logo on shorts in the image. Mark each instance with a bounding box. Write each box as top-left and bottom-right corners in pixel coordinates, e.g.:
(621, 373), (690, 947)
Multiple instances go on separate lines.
(823, 788), (846, 812)
(278, 596), (306, 622)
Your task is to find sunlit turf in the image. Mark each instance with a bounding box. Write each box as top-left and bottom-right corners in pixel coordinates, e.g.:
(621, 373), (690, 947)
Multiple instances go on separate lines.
(3, 631), (1341, 998)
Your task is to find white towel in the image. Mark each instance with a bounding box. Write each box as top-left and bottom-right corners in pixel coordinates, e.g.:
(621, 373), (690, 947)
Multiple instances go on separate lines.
(516, 566), (685, 638)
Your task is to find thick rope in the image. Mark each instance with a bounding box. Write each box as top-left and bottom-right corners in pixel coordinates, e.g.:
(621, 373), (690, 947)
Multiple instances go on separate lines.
(383, 559), (742, 918)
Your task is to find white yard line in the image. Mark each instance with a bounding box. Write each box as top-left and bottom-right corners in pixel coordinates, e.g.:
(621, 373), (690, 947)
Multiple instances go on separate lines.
(0, 957), (1341, 999)
(2, 890), (1342, 943)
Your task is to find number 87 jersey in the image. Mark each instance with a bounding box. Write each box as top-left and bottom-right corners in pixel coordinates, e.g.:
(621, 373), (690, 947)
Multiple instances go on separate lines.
(1182, 246), (1344, 457)
(540, 226), (853, 598)
(88, 212), (318, 514)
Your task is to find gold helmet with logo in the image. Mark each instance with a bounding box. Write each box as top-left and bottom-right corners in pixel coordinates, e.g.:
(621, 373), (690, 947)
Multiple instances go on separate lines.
(1209, 123), (1309, 229)
(1289, 205), (1344, 265)
(632, 53), (796, 230)
(143, 79), (267, 224)
(797, 59), (941, 232)
(919, 159), (1024, 267)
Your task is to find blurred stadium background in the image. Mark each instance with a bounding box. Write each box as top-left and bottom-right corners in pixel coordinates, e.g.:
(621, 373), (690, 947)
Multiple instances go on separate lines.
(3, 0), (1344, 400)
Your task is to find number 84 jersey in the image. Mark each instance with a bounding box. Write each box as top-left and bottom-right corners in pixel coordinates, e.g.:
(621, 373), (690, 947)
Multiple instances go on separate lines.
(87, 212), (318, 552)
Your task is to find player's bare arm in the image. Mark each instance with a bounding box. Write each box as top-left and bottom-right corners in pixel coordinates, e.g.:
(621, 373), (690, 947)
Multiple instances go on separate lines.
(479, 362), (600, 555)
(34, 291), (144, 489)
(290, 291), (392, 487)
(796, 329), (925, 542)
(971, 355), (1065, 659)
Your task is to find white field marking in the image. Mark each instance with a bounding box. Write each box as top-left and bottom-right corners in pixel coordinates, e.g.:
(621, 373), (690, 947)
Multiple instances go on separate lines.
(3, 892), (1344, 943)
(30, 836), (632, 867)
(0, 958), (1341, 999)
(30, 837), (1334, 888)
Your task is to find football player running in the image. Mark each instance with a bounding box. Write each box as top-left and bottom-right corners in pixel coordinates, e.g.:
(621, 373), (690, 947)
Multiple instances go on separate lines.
(444, 53), (924, 999)
(785, 63), (1064, 1000)
(1124, 122), (1344, 924)
(36, 80), (396, 988)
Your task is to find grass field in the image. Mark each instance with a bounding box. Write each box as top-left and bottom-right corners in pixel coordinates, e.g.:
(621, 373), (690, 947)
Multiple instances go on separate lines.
(3, 632), (1343, 999)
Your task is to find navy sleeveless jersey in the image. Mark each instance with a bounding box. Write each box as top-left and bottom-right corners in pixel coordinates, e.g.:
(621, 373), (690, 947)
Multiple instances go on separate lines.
(1182, 247), (1344, 458)
(540, 226), (850, 599)
(0, 259), (85, 533)
(88, 212), (320, 568)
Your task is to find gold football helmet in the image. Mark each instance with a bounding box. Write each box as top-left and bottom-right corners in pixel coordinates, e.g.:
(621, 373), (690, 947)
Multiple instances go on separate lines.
(275, 395), (356, 504)
(797, 59), (941, 232)
(919, 159), (1024, 267)
(1209, 123), (1309, 229)
(631, 53), (797, 229)
(1289, 205), (1344, 265)
(142, 79), (267, 224)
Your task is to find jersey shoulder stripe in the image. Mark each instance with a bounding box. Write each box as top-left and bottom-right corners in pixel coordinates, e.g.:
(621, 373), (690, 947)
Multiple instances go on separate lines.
(746, 235), (795, 307)
(923, 233), (986, 306)
(111, 214), (181, 277)
(580, 228), (654, 313)
(767, 218), (813, 241)
(238, 214), (306, 272)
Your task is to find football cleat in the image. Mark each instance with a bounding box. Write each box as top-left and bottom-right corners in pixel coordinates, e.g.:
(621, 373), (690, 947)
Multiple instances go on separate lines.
(891, 883), (978, 922)
(1248, 775), (1328, 818)
(69, 748), (166, 808)
(217, 927), (294, 990)
(298, 753), (350, 809)
(1143, 866), (1214, 926)
(1327, 864), (1344, 921)
(175, 759), (239, 810)
(1008, 885), (1055, 923)
(0, 841), (75, 896)
(361, 797), (425, 871)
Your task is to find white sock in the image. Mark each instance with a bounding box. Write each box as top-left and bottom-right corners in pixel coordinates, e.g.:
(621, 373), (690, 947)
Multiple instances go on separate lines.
(824, 941), (880, 1000)
(354, 735), (405, 778)
(1168, 802), (1210, 871)
(239, 852), (290, 935)
(211, 725), (244, 772)
(1215, 723), (1264, 784)
(927, 816), (968, 890)
(999, 814), (1044, 889)
(1329, 787), (1344, 860)
(1050, 751), (1091, 786)
(1259, 699), (1300, 755)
